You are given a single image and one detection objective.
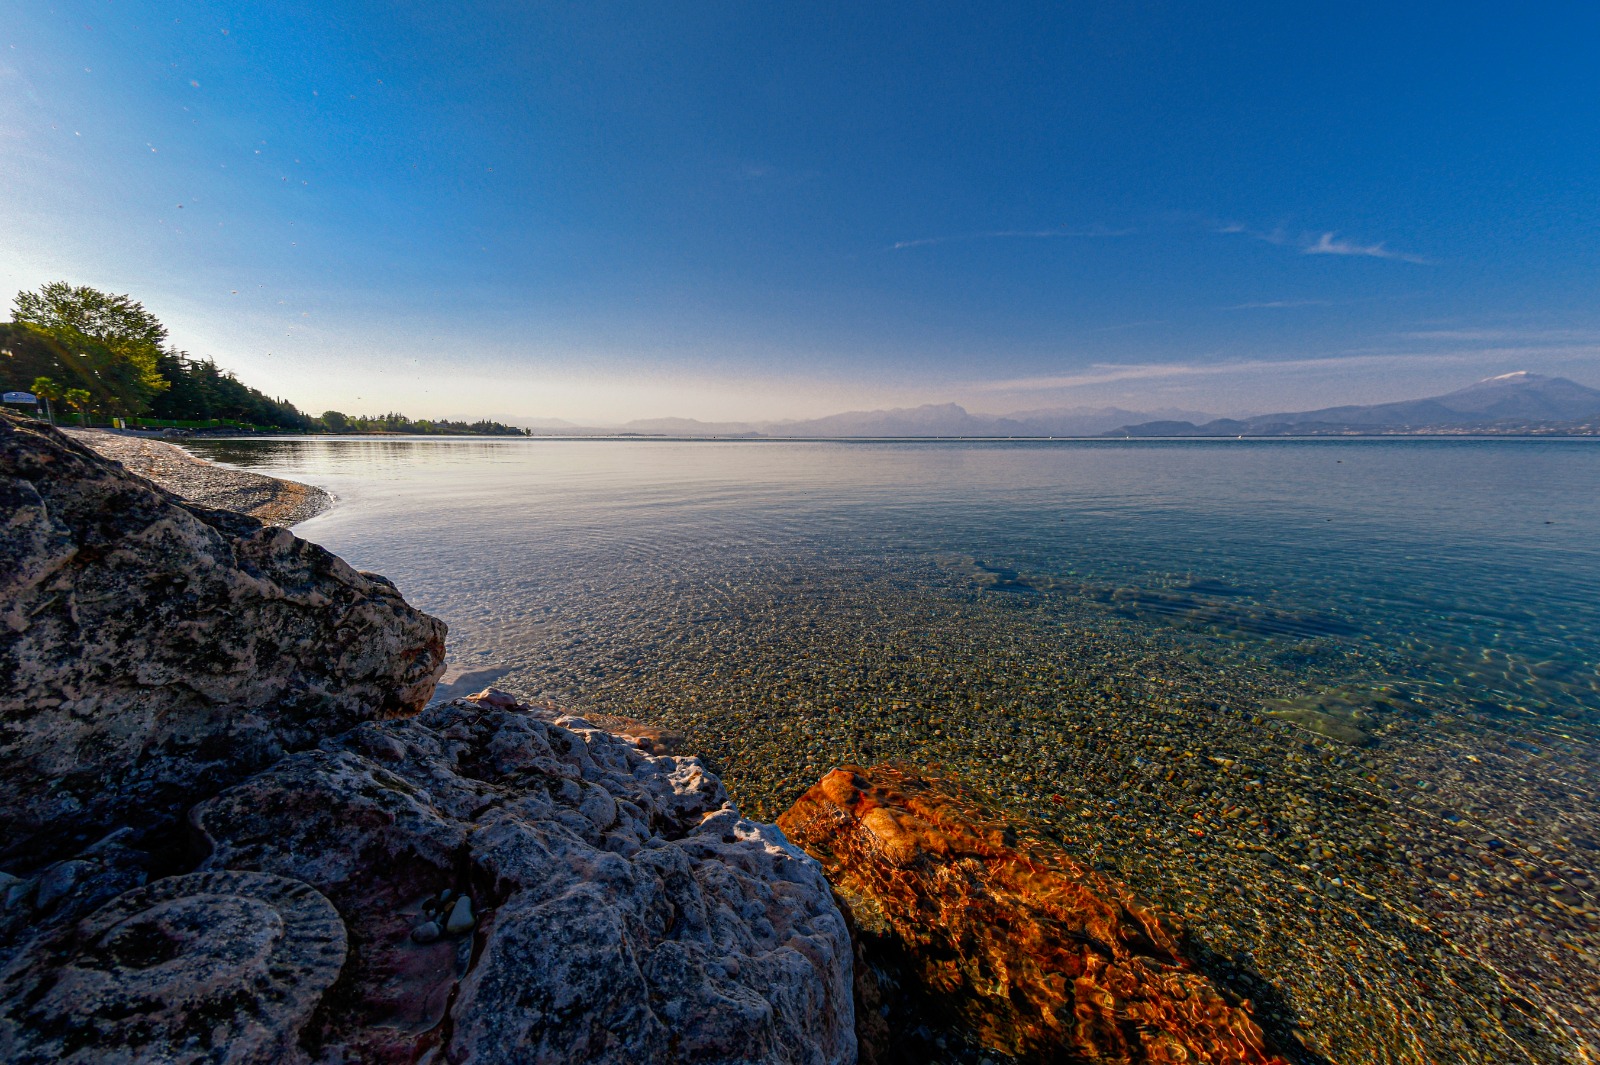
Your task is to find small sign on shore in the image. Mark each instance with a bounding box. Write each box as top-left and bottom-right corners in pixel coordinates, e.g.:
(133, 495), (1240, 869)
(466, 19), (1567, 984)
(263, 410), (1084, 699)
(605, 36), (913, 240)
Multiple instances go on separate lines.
(3, 391), (39, 405)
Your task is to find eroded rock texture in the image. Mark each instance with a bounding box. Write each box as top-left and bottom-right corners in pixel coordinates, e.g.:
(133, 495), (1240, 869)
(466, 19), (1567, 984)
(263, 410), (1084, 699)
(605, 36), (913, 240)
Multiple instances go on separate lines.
(0, 871), (347, 1065)
(778, 765), (1288, 1065)
(0, 413), (447, 869)
(188, 690), (856, 1065)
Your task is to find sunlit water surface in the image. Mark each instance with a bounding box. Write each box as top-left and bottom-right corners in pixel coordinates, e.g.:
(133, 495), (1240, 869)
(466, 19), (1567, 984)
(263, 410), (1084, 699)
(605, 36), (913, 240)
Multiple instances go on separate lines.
(189, 436), (1600, 1065)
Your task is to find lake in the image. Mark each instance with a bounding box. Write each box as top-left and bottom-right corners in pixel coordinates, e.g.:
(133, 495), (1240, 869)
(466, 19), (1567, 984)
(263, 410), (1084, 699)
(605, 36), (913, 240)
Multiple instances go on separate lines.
(188, 435), (1600, 1065)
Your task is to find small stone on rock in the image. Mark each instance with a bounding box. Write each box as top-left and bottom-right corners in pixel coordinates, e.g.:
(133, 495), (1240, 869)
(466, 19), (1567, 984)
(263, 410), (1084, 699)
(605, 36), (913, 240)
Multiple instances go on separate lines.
(446, 895), (475, 934)
(35, 861), (89, 910)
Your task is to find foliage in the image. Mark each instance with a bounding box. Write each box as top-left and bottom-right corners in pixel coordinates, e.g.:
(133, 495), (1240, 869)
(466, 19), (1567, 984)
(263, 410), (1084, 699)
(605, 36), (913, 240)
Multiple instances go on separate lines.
(6, 281), (529, 435)
(11, 282), (168, 407)
(13, 281), (167, 350)
(63, 387), (93, 426)
(28, 376), (61, 424)
(3, 323), (149, 416)
(148, 352), (314, 431)
(3, 283), (310, 430)
(316, 410), (528, 435)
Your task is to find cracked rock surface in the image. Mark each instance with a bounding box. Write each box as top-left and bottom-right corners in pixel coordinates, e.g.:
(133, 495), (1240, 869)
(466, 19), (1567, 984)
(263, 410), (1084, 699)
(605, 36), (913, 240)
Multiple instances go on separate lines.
(0, 413), (446, 870)
(190, 690), (856, 1064)
(0, 871), (347, 1065)
(779, 765), (1288, 1065)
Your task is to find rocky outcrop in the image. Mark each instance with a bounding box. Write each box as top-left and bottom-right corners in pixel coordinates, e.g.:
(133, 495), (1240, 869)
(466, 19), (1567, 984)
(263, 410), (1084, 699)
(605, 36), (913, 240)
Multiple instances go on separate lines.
(778, 765), (1288, 1065)
(185, 690), (855, 1064)
(0, 413), (447, 869)
(0, 688), (856, 1063)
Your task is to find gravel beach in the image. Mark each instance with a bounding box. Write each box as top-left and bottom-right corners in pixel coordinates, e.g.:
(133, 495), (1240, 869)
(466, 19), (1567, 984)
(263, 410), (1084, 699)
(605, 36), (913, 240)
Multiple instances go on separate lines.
(64, 429), (331, 527)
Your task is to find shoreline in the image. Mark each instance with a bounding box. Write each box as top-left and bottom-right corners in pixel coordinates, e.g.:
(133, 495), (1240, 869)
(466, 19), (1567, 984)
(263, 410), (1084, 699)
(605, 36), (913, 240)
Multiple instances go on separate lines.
(64, 428), (333, 527)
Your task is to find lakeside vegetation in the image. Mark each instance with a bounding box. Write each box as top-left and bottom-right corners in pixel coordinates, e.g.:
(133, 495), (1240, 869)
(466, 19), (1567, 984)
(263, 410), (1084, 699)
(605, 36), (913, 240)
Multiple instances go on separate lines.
(2, 281), (529, 435)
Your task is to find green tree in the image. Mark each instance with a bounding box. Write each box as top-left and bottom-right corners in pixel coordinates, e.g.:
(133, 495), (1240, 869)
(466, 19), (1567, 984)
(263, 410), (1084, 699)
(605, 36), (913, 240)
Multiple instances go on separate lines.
(13, 281), (167, 351)
(321, 410), (350, 432)
(148, 353), (312, 430)
(31, 376), (61, 425)
(12, 282), (169, 407)
(63, 387), (93, 426)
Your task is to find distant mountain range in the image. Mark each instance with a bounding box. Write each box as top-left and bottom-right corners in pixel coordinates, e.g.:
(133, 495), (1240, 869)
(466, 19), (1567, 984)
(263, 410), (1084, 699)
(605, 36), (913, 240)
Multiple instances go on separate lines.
(1106, 372), (1600, 437)
(526, 404), (1220, 438)
(514, 372), (1600, 439)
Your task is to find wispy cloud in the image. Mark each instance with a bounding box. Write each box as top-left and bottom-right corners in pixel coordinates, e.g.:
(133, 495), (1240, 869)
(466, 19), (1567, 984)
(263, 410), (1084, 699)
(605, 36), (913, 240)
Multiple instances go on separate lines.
(966, 344), (1600, 394)
(1212, 221), (1289, 245)
(897, 216), (1433, 264)
(1400, 327), (1600, 343)
(890, 224), (1133, 250)
(1225, 298), (1330, 310)
(1302, 231), (1431, 264)
(1214, 220), (1431, 265)
(968, 358), (1335, 393)
(1088, 319), (1163, 333)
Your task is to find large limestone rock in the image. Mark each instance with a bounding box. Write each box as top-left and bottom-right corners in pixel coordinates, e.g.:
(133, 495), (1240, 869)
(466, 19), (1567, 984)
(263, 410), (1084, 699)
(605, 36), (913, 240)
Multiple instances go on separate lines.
(186, 690), (856, 1064)
(0, 413), (447, 870)
(779, 765), (1289, 1065)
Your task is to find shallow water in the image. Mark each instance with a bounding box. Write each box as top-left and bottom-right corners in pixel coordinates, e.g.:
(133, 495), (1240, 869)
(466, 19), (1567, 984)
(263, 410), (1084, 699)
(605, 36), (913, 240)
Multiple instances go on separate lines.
(189, 436), (1600, 1064)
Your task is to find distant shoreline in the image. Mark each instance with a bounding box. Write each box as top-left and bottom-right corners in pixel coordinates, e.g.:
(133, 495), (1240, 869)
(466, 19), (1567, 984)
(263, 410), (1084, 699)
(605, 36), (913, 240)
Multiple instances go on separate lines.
(192, 430), (1600, 442)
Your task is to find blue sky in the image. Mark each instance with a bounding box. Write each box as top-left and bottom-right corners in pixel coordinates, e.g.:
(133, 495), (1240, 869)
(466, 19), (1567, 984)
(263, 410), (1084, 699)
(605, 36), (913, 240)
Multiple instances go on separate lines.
(3, 1), (1597, 422)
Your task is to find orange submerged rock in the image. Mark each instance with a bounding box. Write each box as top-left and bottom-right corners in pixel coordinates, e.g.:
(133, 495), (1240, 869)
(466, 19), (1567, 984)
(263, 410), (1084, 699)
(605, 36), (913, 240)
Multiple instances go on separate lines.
(778, 765), (1290, 1065)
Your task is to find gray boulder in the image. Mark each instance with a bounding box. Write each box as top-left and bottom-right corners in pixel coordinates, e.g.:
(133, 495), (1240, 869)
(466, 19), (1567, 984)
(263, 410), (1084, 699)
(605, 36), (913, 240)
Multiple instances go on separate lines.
(189, 691), (857, 1064)
(0, 413), (447, 870)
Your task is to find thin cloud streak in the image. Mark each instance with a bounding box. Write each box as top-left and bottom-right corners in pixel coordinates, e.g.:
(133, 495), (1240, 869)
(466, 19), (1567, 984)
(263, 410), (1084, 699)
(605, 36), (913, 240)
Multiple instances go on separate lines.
(1303, 231), (1431, 264)
(1225, 298), (1330, 310)
(890, 217), (1431, 264)
(1214, 221), (1431, 264)
(890, 224), (1134, 250)
(1212, 221), (1290, 245)
(966, 345), (1600, 394)
(1400, 328), (1600, 343)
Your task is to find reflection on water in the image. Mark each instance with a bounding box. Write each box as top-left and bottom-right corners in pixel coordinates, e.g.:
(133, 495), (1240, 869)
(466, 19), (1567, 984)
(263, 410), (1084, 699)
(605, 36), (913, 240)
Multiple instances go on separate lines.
(190, 436), (1600, 1064)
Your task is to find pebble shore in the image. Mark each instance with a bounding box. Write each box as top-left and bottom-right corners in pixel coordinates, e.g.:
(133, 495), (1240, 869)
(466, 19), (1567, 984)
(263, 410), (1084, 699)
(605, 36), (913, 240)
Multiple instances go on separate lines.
(64, 429), (331, 526)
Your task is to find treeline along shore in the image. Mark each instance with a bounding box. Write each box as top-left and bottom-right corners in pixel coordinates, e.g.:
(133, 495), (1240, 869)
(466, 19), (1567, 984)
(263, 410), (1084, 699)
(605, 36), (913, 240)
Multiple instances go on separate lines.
(1, 281), (528, 435)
